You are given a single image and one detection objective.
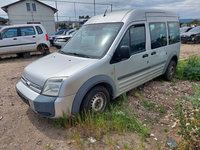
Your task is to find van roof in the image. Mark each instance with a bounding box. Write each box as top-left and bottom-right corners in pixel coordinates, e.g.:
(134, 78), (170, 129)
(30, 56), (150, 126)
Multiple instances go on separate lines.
(86, 9), (178, 25)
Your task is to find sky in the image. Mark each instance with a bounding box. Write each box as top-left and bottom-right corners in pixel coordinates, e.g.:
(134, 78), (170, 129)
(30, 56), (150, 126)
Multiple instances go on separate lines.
(0, 0), (199, 21)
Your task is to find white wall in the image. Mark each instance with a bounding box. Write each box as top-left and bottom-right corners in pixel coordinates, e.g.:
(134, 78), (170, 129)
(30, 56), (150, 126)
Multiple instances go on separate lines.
(7, 0), (56, 35)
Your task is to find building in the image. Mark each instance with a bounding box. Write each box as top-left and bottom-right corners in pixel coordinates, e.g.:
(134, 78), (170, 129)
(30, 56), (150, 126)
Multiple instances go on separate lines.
(1, 0), (57, 35)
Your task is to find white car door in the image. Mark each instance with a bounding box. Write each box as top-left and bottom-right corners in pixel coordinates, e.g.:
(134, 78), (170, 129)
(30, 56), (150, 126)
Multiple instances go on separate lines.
(0, 27), (22, 54)
(19, 26), (37, 52)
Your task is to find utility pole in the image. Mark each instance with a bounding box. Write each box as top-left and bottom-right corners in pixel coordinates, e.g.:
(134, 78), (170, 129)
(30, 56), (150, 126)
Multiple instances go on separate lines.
(55, 0), (58, 22)
(74, 2), (76, 20)
(94, 0), (96, 16)
(111, 4), (112, 12)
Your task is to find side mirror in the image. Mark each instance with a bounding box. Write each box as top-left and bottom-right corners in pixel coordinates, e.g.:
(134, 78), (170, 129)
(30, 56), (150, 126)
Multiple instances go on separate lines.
(119, 45), (131, 60)
(0, 33), (2, 40)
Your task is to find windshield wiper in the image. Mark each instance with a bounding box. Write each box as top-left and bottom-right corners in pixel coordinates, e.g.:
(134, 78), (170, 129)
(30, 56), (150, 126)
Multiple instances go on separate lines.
(65, 52), (91, 58)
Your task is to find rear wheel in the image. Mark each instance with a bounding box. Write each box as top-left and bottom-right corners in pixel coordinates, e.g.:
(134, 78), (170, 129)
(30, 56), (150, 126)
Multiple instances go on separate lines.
(38, 44), (50, 55)
(164, 60), (177, 81)
(80, 86), (110, 113)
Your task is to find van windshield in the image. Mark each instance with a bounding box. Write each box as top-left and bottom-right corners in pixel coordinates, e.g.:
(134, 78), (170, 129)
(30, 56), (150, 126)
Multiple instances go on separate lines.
(60, 23), (123, 58)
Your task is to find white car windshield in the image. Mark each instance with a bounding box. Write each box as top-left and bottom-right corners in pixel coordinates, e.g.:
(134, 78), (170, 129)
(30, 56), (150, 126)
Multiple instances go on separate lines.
(61, 23), (123, 58)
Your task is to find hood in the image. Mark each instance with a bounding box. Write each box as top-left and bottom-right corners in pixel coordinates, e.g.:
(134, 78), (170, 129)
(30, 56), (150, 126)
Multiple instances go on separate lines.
(23, 52), (98, 87)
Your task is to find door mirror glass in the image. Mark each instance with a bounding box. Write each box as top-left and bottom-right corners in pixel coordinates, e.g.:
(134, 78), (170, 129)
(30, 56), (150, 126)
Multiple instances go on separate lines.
(119, 45), (131, 60)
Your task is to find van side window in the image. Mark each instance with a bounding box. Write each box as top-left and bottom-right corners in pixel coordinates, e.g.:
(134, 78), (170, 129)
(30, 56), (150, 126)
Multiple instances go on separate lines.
(168, 22), (180, 44)
(1, 28), (18, 38)
(130, 24), (146, 54)
(36, 26), (43, 34)
(119, 30), (130, 47)
(20, 27), (36, 36)
(149, 23), (167, 49)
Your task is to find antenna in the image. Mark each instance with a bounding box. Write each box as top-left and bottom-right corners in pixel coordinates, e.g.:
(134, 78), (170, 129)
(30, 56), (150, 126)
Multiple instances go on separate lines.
(103, 6), (109, 17)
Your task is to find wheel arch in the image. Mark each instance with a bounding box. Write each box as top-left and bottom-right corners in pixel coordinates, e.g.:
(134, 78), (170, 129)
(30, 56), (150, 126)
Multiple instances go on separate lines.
(163, 53), (178, 74)
(71, 75), (117, 115)
(37, 43), (49, 51)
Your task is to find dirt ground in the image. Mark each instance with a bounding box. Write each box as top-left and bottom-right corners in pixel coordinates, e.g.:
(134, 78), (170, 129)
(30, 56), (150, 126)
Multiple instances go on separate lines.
(0, 44), (199, 150)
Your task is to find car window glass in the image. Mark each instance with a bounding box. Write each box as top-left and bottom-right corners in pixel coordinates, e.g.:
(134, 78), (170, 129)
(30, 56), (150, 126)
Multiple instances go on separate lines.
(36, 26), (43, 34)
(189, 27), (200, 33)
(20, 27), (36, 36)
(168, 22), (180, 44)
(1, 28), (18, 38)
(130, 24), (146, 54)
(150, 23), (167, 49)
(55, 30), (64, 35)
(119, 30), (130, 47)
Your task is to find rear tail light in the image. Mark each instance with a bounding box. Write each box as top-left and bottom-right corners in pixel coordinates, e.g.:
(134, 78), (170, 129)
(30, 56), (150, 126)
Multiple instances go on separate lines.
(46, 34), (49, 41)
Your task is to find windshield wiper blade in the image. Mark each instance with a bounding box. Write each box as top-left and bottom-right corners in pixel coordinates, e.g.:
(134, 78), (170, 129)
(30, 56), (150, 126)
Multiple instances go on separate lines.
(66, 52), (91, 58)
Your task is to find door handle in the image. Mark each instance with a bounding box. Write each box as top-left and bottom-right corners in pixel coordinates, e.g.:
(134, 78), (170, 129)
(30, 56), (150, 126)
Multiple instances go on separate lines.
(32, 36), (36, 38)
(151, 51), (156, 55)
(142, 54), (148, 58)
(13, 38), (17, 40)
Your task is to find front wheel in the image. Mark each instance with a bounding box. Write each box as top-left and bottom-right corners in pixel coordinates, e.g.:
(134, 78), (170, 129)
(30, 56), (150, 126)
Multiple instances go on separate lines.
(80, 86), (110, 113)
(164, 60), (177, 81)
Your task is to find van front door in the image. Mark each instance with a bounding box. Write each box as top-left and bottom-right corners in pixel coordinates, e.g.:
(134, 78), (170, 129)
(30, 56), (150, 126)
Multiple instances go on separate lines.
(0, 28), (21, 55)
(113, 23), (151, 95)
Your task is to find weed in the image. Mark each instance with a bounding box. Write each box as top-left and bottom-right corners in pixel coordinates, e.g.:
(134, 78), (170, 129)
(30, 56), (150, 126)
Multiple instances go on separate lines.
(174, 85), (200, 149)
(164, 128), (168, 133)
(135, 91), (142, 98)
(140, 99), (166, 115)
(170, 83), (176, 86)
(124, 144), (135, 150)
(158, 106), (167, 114)
(140, 99), (156, 111)
(44, 143), (54, 150)
(53, 94), (149, 147)
(175, 56), (200, 81)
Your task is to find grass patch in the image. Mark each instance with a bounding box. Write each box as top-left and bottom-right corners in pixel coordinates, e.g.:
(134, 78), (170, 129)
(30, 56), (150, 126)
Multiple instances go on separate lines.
(175, 56), (200, 81)
(174, 85), (200, 149)
(53, 94), (149, 146)
(140, 99), (166, 114)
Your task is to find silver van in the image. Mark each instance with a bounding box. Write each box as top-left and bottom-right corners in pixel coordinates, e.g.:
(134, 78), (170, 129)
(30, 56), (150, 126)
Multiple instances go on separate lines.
(16, 9), (180, 118)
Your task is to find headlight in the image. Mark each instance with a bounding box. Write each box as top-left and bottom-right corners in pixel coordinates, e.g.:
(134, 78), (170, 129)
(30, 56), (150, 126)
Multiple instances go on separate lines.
(42, 77), (66, 97)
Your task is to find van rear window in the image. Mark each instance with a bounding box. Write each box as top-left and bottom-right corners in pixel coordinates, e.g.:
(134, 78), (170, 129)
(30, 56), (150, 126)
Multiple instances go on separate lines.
(149, 23), (167, 49)
(168, 22), (180, 44)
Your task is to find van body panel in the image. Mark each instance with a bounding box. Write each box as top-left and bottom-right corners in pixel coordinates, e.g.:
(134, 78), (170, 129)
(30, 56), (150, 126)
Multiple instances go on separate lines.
(23, 52), (98, 87)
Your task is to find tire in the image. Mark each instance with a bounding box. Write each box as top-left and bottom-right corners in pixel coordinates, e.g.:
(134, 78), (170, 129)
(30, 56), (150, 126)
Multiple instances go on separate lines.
(80, 86), (110, 113)
(164, 60), (177, 81)
(17, 53), (23, 58)
(38, 44), (49, 55)
(23, 52), (31, 59)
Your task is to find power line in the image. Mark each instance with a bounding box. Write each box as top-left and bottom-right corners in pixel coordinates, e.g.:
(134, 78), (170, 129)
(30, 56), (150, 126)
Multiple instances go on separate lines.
(40, 0), (111, 6)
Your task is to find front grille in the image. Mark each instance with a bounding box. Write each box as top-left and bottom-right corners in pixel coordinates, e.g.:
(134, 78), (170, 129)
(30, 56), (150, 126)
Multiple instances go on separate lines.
(21, 76), (42, 93)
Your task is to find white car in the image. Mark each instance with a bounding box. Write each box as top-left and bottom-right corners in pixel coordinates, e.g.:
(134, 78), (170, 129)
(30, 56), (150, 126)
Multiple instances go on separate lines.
(54, 28), (77, 49)
(0, 24), (50, 58)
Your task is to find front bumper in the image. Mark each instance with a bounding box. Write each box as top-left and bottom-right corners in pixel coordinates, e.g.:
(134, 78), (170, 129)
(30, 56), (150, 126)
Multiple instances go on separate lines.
(16, 81), (75, 118)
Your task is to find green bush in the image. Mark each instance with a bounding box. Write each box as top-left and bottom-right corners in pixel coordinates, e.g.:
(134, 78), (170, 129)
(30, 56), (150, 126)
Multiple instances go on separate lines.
(175, 57), (200, 81)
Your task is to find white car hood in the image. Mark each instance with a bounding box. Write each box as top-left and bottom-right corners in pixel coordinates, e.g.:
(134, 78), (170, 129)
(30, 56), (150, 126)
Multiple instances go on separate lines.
(23, 52), (97, 86)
